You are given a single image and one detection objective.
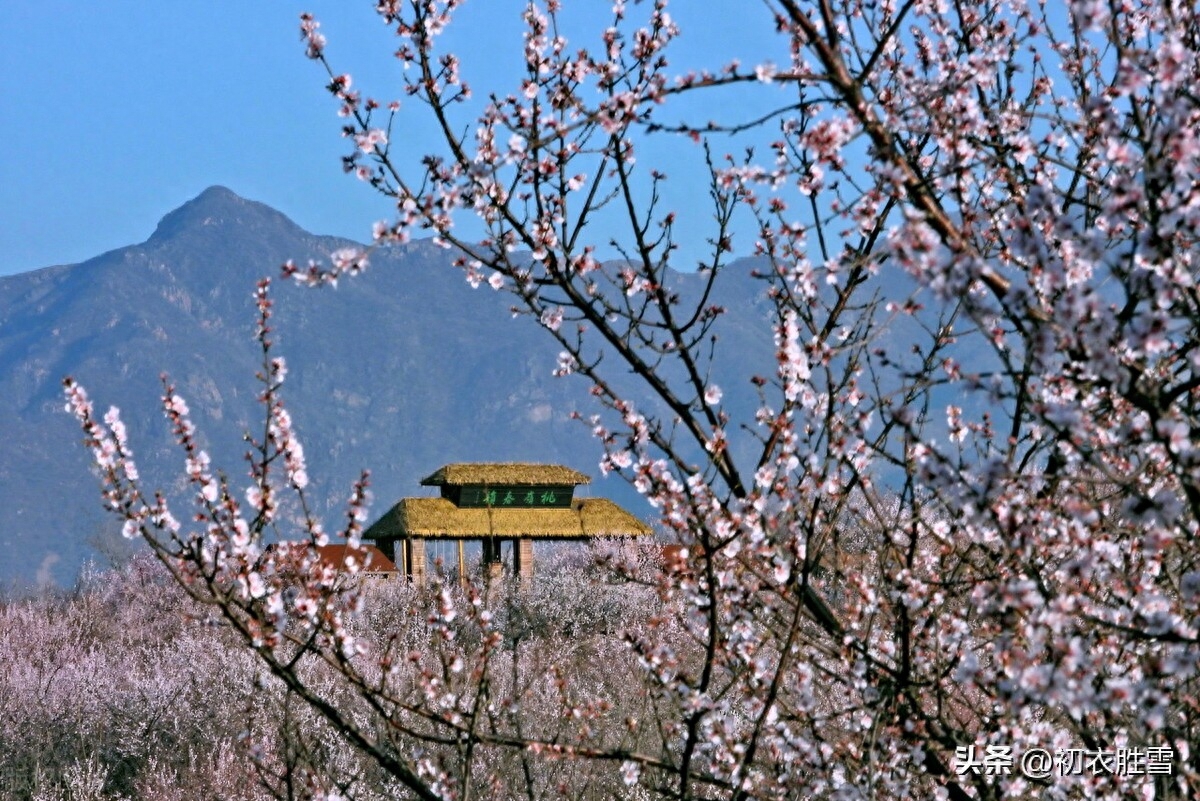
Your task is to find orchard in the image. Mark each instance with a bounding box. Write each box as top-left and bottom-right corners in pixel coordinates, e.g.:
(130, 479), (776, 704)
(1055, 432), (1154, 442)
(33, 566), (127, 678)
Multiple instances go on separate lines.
(65, 1), (1200, 798)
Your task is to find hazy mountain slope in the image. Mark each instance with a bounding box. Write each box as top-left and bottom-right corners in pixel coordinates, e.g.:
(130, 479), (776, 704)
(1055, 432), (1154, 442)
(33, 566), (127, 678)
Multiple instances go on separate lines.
(0, 186), (999, 587)
(0, 187), (778, 586)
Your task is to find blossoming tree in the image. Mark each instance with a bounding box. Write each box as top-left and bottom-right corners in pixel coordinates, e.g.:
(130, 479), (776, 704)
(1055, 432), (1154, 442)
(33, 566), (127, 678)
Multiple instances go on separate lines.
(68, 0), (1200, 798)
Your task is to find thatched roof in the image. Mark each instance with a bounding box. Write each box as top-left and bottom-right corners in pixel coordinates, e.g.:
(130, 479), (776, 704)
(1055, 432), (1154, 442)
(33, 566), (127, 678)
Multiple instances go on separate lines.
(420, 462), (591, 487)
(365, 497), (651, 540)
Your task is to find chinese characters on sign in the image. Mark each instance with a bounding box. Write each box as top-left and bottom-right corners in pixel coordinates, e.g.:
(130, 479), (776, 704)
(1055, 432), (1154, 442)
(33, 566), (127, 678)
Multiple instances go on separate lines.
(454, 485), (572, 508)
(481, 489), (560, 506)
(954, 744), (1174, 780)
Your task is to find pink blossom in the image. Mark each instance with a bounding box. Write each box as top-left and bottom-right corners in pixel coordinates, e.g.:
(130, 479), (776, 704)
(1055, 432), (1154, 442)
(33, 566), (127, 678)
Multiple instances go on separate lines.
(540, 306), (564, 331)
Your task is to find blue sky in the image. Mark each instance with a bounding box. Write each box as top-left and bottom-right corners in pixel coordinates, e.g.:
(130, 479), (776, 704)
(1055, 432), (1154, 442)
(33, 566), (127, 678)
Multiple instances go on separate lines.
(1, 2), (788, 278)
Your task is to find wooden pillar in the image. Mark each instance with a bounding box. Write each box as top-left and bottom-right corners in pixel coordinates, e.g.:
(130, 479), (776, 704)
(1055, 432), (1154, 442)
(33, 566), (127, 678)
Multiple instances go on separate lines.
(407, 537), (427, 588)
(482, 537), (503, 580)
(457, 541), (467, 589)
(513, 538), (534, 583)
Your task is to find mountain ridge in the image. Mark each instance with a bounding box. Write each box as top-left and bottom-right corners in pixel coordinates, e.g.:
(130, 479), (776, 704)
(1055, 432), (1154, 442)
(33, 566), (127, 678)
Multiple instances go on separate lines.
(1, 185), (998, 588)
(0, 186), (779, 587)
(146, 185), (320, 251)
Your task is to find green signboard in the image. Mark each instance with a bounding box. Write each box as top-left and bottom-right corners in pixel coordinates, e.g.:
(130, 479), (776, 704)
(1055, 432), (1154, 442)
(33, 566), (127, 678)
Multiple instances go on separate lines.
(447, 484), (574, 509)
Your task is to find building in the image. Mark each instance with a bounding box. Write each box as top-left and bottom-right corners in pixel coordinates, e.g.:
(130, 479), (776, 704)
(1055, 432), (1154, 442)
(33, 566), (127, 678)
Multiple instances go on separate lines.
(255, 542), (399, 591)
(313, 544), (398, 581)
(364, 462), (652, 585)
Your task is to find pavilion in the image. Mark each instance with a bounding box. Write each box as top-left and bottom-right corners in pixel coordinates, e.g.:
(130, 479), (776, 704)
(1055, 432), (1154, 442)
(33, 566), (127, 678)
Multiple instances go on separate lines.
(363, 463), (652, 585)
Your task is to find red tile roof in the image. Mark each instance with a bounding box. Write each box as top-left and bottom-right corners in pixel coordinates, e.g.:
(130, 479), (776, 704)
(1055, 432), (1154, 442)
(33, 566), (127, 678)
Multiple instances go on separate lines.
(314, 544), (397, 575)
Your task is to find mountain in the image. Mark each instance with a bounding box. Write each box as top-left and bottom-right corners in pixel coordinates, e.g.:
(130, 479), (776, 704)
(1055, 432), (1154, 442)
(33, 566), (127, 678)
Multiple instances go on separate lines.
(0, 187), (779, 587)
(0, 187), (999, 588)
